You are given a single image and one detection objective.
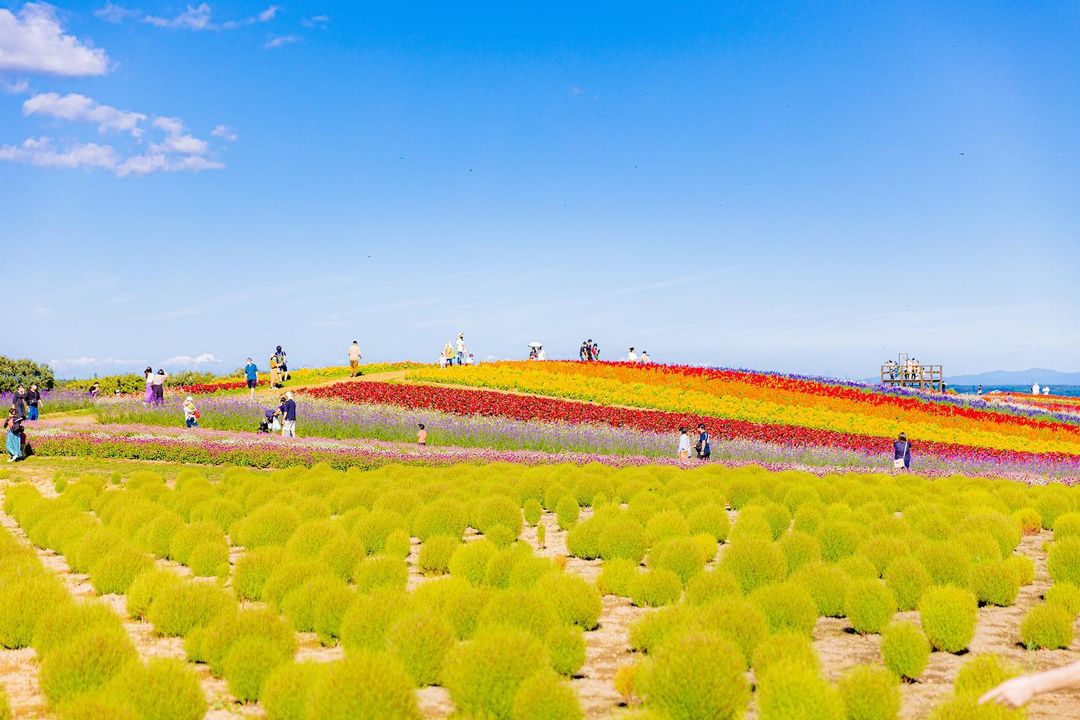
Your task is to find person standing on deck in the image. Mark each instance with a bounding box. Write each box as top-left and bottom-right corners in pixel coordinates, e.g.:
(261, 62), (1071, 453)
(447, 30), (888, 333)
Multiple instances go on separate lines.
(348, 341), (362, 376)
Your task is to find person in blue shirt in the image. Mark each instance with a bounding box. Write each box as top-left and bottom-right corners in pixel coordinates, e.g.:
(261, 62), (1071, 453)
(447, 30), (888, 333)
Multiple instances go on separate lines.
(893, 433), (912, 471)
(695, 423), (711, 461)
(244, 358), (259, 399)
(281, 391), (297, 438)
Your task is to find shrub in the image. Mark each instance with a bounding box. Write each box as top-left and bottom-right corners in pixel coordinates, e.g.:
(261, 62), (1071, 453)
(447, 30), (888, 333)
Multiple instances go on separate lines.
(475, 496), (524, 539)
(125, 568), (181, 621)
(1020, 604), (1074, 650)
(845, 580), (896, 634)
(318, 536), (366, 582)
(791, 562), (847, 617)
(555, 496), (580, 530)
(339, 589), (412, 652)
(1048, 539), (1080, 585)
(89, 545), (152, 595)
(70, 527), (125, 574)
(313, 582), (354, 644)
(167, 522), (222, 565)
(285, 519), (342, 558)
(597, 559), (639, 597)
(598, 518), (648, 563)
(442, 627), (549, 719)
(54, 694), (137, 720)
(194, 607), (296, 677)
(917, 542), (972, 588)
(687, 503), (730, 542)
(927, 696), (1019, 720)
(628, 606), (692, 654)
(418, 536), (458, 575)
(0, 573), (70, 648)
(385, 612), (455, 687)
(645, 511), (690, 544)
(817, 520), (860, 562)
(748, 583), (818, 636)
(381, 529), (412, 559)
(1013, 507), (1041, 536)
(261, 662), (324, 720)
(233, 547), (285, 601)
(510, 671), (583, 720)
(449, 540), (498, 586)
(858, 536), (909, 577)
(1046, 582), (1080, 616)
(304, 654), (421, 720)
(629, 569), (683, 608)
(39, 626), (136, 704)
(282, 576), (345, 633)
(954, 654), (1019, 697)
(1004, 555), (1035, 586)
(695, 599), (768, 668)
(523, 498), (543, 526)
(751, 631), (820, 675)
(685, 568), (742, 606)
(648, 536), (707, 585)
(919, 587), (978, 653)
(728, 506), (773, 542)
(353, 556), (408, 593)
(880, 621), (930, 682)
(547, 625), (586, 676)
(565, 517), (604, 559)
(232, 502), (300, 549)
(101, 658), (206, 720)
(884, 557), (932, 611)
(535, 523), (547, 549)
(188, 540), (229, 579)
(534, 573), (602, 630)
(720, 539), (787, 593)
(970, 560), (1021, 607)
(642, 632), (750, 720)
(838, 665), (901, 720)
(146, 581), (234, 637)
(32, 601), (121, 659)
(477, 590), (557, 640)
(1040, 492), (1073, 530)
(756, 659), (844, 720)
(780, 532), (821, 574)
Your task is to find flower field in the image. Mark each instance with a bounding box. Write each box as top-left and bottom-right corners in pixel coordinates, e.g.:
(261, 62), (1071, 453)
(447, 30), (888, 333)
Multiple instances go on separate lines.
(2, 459), (1080, 719)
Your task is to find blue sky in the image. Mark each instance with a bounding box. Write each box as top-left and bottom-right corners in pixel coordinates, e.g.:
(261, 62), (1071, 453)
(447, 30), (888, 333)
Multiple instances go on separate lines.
(2, 1), (1077, 379)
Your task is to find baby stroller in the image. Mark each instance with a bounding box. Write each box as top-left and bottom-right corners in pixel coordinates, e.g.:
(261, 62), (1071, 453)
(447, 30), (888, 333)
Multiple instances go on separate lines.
(258, 408), (281, 434)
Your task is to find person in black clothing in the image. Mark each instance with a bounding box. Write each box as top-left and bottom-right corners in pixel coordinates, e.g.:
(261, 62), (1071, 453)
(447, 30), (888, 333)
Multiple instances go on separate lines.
(695, 423), (711, 461)
(893, 432), (912, 471)
(27, 383), (41, 421)
(5, 408), (24, 461)
(275, 346), (288, 381)
(12, 386), (27, 420)
(280, 391), (297, 438)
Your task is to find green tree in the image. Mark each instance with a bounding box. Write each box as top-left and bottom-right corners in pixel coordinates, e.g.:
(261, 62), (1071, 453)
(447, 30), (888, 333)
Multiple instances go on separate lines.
(0, 356), (55, 393)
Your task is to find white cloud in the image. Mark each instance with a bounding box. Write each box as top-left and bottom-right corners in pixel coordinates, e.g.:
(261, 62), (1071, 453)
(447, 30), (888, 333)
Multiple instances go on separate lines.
(2, 78), (29, 94)
(211, 124), (236, 141)
(100, 3), (280, 31)
(145, 3), (212, 30)
(162, 353), (220, 366)
(50, 356), (140, 368)
(0, 3), (110, 76)
(264, 34), (299, 49)
(23, 92), (146, 136)
(94, 2), (139, 23)
(0, 136), (118, 170)
(152, 133), (208, 155)
(151, 115), (184, 135)
(301, 14), (328, 28)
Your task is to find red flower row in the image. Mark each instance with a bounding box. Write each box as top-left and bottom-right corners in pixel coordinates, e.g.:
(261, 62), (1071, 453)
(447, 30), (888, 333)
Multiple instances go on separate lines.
(178, 380), (267, 394)
(303, 380), (1080, 465)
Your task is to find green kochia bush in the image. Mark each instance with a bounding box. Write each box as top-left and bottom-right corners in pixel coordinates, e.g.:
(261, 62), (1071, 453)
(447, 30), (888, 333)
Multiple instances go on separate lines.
(147, 581), (234, 637)
(32, 601), (122, 659)
(449, 540), (498, 586)
(648, 537), (707, 584)
(884, 558), (932, 612)
(748, 583), (818, 636)
(105, 658), (207, 720)
(598, 518), (648, 563)
(555, 495), (580, 530)
(954, 654), (1019, 698)
(261, 662), (325, 720)
(597, 559), (639, 597)
(1045, 582), (1080, 616)
(695, 599), (768, 670)
(547, 625), (586, 677)
(838, 665), (901, 720)
(510, 671), (583, 720)
(756, 659), (844, 720)
(1047, 539), (1080, 585)
(970, 560), (1021, 607)
(687, 503), (730, 542)
(751, 632), (820, 675)
(233, 547), (285, 601)
(845, 580), (896, 634)
(720, 539), (787, 593)
(919, 587), (978, 653)
(791, 562), (847, 618)
(125, 568), (182, 621)
(642, 632), (750, 720)
(418, 536), (458, 575)
(224, 636), (292, 702)
(339, 589), (413, 652)
(1020, 604), (1074, 650)
(534, 573), (602, 630)
(304, 654), (422, 720)
(629, 569), (683, 608)
(442, 627), (549, 719)
(39, 626), (137, 704)
(685, 568), (742, 606)
(232, 502), (300, 549)
(523, 499), (543, 526)
(880, 622), (931, 681)
(385, 612), (455, 687)
(89, 545), (153, 595)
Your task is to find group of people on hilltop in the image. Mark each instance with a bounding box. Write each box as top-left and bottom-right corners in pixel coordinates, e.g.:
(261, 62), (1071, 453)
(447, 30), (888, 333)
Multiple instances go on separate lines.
(627, 347), (651, 363)
(884, 358), (924, 381)
(579, 339), (600, 361)
(4, 384), (41, 462)
(143, 368), (168, 405)
(441, 334), (474, 368)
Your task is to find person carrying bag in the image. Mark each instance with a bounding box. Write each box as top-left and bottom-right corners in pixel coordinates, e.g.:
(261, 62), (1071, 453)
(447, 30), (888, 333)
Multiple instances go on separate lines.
(893, 433), (911, 471)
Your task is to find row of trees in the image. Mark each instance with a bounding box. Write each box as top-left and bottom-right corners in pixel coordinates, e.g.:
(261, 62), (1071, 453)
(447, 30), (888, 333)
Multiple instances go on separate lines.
(0, 356), (221, 394)
(0, 357), (54, 393)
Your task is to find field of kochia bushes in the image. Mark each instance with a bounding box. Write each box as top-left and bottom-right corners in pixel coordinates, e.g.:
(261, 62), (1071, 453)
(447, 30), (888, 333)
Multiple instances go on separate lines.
(2, 460), (1080, 719)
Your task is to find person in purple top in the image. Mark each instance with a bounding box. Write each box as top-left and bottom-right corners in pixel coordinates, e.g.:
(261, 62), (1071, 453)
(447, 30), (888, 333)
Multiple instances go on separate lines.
(892, 432), (912, 471)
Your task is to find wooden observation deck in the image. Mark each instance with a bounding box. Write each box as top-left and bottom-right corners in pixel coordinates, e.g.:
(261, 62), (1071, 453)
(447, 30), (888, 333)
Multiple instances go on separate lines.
(880, 354), (944, 392)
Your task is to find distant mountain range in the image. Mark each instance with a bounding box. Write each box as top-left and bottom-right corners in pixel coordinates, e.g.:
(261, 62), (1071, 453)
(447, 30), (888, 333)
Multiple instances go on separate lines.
(944, 368), (1080, 385)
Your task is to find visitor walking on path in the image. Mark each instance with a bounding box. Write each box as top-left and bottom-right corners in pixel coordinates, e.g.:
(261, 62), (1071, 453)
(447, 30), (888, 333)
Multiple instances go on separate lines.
(281, 391), (297, 438)
(982, 660), (1080, 710)
(27, 384), (41, 420)
(640, 351), (651, 363)
(695, 423), (711, 461)
(4, 408), (24, 462)
(348, 341), (362, 376)
(893, 433), (911, 471)
(244, 358), (259, 398)
(579, 341), (589, 361)
(183, 396), (199, 428)
(627, 348), (638, 363)
(12, 386), (27, 420)
(274, 346), (289, 381)
(456, 334), (467, 366)
(152, 369), (167, 405)
(677, 427), (691, 461)
(417, 423), (427, 446)
(269, 354), (283, 388)
(442, 343), (455, 368)
(143, 367), (154, 405)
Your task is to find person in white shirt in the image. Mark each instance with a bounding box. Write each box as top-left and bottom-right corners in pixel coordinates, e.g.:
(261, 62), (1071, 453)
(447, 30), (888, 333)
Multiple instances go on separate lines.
(456, 334), (467, 366)
(677, 426), (691, 460)
(640, 351), (651, 363)
(536, 347), (546, 361)
(348, 341), (362, 376)
(1043, 386), (1051, 395)
(627, 347), (638, 363)
(1033, 383), (1041, 395)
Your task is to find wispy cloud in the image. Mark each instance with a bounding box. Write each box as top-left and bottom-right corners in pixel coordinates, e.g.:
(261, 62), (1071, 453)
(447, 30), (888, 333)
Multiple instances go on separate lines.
(0, 3), (110, 76)
(162, 353), (220, 366)
(211, 124), (237, 142)
(96, 3), (280, 31)
(50, 356), (140, 368)
(264, 34), (299, 49)
(2, 93), (228, 176)
(2, 78), (29, 94)
(301, 15), (328, 28)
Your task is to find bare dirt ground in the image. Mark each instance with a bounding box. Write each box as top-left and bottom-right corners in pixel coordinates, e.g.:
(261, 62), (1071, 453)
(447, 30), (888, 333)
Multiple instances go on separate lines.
(3, 464), (1080, 719)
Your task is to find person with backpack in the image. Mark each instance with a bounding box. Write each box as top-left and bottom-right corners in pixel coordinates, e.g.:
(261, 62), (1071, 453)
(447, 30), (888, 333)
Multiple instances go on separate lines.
(183, 396), (199, 428)
(274, 346), (288, 381)
(892, 433), (911, 471)
(695, 423), (711, 461)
